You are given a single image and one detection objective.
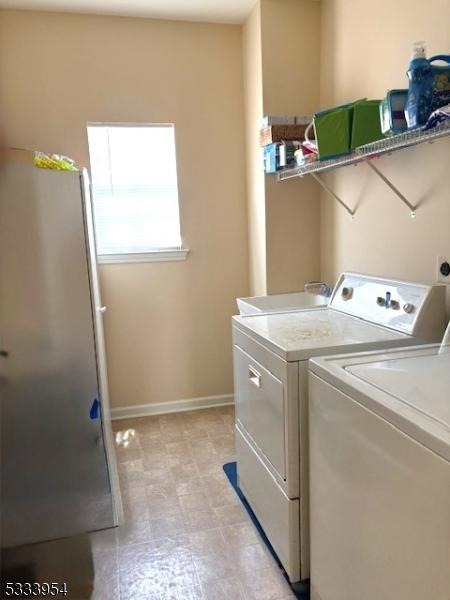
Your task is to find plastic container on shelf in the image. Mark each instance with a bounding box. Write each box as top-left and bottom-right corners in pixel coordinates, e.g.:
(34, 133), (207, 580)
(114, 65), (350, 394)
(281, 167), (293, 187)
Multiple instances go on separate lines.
(263, 143), (279, 173)
(428, 55), (450, 113)
(405, 41), (435, 128)
(311, 101), (358, 160)
(405, 41), (450, 128)
(311, 98), (384, 159)
(350, 99), (383, 148)
(380, 90), (408, 134)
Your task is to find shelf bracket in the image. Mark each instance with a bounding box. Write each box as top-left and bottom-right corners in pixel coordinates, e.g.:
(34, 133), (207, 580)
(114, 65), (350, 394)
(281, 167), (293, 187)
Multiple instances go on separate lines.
(366, 161), (417, 218)
(310, 173), (355, 216)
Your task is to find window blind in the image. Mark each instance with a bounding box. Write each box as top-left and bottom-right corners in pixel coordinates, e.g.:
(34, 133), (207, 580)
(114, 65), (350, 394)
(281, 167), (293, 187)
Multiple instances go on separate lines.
(87, 124), (182, 255)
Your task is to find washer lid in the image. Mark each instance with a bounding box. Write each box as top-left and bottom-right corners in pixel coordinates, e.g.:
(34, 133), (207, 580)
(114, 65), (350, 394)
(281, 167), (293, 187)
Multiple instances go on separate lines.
(346, 351), (450, 427)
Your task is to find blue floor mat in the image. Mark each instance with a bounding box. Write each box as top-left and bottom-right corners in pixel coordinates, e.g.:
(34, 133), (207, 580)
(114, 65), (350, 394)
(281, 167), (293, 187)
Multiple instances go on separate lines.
(223, 461), (309, 600)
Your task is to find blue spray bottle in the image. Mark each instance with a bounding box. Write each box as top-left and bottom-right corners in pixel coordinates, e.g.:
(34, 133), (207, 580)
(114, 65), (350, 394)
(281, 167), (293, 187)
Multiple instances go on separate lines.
(405, 41), (434, 128)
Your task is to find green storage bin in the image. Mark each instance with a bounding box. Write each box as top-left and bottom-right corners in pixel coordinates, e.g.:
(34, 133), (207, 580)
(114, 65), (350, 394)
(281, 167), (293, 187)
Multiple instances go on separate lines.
(350, 99), (383, 149)
(313, 101), (359, 160)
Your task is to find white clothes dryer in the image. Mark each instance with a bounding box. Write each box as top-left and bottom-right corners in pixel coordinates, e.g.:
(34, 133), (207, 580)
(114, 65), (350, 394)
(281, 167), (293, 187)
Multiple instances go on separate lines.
(232, 273), (446, 586)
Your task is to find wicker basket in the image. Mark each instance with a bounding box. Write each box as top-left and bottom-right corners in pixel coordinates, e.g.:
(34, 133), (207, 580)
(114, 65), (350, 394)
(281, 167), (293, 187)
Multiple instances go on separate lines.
(260, 124), (310, 147)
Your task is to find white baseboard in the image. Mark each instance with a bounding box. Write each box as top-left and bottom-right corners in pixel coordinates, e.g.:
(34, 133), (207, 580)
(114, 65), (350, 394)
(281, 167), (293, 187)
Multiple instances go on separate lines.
(111, 393), (234, 421)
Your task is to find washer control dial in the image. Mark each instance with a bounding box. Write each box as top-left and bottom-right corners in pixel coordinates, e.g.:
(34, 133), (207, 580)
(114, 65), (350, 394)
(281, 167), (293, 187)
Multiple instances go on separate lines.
(341, 286), (353, 301)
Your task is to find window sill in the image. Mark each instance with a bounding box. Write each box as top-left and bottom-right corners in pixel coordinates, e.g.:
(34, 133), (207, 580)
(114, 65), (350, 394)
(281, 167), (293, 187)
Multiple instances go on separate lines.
(97, 249), (189, 264)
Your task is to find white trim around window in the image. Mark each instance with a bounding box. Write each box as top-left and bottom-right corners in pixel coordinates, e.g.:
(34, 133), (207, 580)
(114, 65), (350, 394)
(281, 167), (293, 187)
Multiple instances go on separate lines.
(98, 249), (189, 265)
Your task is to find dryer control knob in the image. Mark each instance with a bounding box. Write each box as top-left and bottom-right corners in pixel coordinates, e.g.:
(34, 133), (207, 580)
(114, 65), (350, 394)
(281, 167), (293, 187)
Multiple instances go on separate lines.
(341, 286), (353, 301)
(390, 300), (400, 310)
(403, 303), (415, 314)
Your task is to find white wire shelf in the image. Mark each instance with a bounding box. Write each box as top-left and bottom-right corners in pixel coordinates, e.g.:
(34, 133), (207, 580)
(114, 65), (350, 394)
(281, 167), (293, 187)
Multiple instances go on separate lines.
(277, 122), (450, 181)
(276, 122), (450, 217)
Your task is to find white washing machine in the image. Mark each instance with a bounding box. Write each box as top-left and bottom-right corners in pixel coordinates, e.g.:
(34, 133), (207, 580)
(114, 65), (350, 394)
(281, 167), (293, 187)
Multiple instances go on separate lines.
(232, 273), (446, 586)
(308, 336), (450, 600)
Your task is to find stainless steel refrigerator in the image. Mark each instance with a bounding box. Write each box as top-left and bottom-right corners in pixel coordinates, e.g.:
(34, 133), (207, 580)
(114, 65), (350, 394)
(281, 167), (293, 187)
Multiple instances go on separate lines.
(0, 152), (122, 548)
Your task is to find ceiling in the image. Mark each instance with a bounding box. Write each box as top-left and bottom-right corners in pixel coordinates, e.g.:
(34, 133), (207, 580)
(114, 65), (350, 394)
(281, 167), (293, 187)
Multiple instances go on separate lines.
(0, 0), (258, 24)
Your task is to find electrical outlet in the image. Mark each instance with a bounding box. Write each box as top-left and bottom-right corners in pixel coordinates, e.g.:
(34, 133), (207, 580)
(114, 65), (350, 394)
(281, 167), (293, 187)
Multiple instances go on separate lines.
(436, 255), (450, 283)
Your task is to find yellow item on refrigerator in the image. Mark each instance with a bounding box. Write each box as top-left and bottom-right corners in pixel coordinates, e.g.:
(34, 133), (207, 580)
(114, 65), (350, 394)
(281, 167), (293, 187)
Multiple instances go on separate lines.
(34, 151), (78, 171)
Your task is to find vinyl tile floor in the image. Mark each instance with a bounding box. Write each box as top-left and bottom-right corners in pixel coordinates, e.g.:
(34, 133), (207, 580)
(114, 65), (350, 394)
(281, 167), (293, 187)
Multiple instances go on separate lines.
(90, 406), (295, 600)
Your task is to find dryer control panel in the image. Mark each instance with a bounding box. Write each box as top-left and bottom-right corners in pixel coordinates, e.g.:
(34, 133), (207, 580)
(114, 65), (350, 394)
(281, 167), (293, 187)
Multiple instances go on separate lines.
(329, 273), (446, 340)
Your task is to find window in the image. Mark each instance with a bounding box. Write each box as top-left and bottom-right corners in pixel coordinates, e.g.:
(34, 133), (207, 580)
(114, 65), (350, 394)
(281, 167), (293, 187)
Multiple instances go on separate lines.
(87, 123), (186, 263)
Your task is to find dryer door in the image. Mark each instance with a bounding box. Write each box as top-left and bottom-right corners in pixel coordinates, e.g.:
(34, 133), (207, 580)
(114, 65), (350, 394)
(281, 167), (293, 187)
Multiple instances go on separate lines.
(234, 345), (286, 480)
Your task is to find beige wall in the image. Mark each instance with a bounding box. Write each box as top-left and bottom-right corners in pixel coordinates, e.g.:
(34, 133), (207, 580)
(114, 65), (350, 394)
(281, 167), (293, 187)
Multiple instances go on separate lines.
(261, 0), (321, 293)
(319, 0), (450, 295)
(0, 10), (249, 408)
(242, 1), (267, 296)
(260, 0), (320, 117)
(242, 0), (321, 296)
(3, 1), (448, 410)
